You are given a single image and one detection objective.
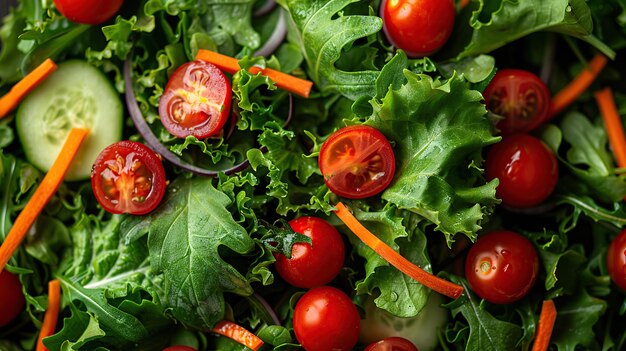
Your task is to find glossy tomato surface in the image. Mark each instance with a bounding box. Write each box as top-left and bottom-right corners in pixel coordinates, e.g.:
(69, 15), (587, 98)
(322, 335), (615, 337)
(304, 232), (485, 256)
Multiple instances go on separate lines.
(162, 347), (196, 351)
(293, 286), (360, 351)
(608, 229), (626, 291)
(91, 141), (166, 215)
(365, 337), (419, 351)
(485, 134), (558, 208)
(53, 0), (123, 25)
(319, 125), (395, 199)
(159, 60), (231, 139)
(483, 69), (551, 135)
(274, 217), (345, 288)
(0, 270), (25, 327)
(465, 230), (539, 304)
(381, 0), (455, 57)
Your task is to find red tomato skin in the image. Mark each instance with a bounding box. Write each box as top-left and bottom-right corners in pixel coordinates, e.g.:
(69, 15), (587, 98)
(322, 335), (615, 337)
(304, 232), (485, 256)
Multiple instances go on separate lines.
(608, 229), (626, 291)
(274, 217), (345, 288)
(53, 0), (123, 25)
(293, 286), (360, 351)
(485, 134), (558, 208)
(159, 61), (232, 139)
(465, 230), (539, 304)
(365, 337), (419, 351)
(162, 347), (196, 351)
(381, 0), (455, 57)
(91, 141), (167, 215)
(319, 125), (396, 199)
(483, 69), (551, 135)
(0, 270), (25, 327)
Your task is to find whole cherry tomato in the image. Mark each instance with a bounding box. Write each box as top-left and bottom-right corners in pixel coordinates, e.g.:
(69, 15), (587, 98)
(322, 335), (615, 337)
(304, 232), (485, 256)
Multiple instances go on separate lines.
(0, 270), (25, 327)
(91, 141), (167, 215)
(485, 134), (558, 208)
(274, 217), (345, 288)
(159, 61), (232, 139)
(319, 125), (395, 199)
(380, 0), (455, 57)
(293, 286), (360, 351)
(608, 229), (626, 291)
(365, 337), (419, 351)
(483, 69), (551, 135)
(465, 230), (539, 304)
(53, 0), (124, 25)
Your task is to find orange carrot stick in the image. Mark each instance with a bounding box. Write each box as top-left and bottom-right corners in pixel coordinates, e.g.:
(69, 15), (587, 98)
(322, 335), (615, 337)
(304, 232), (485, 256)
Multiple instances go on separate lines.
(334, 202), (464, 299)
(548, 53), (608, 119)
(212, 320), (264, 351)
(195, 49), (313, 98)
(36, 280), (61, 351)
(459, 0), (470, 9)
(0, 59), (57, 118)
(532, 300), (557, 351)
(0, 128), (89, 273)
(594, 87), (626, 168)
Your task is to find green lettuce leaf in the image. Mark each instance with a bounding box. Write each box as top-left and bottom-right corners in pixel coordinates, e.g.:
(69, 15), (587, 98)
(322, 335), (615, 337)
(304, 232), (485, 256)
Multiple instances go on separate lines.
(451, 0), (614, 59)
(142, 177), (255, 329)
(367, 72), (500, 243)
(552, 289), (607, 350)
(279, 0), (382, 100)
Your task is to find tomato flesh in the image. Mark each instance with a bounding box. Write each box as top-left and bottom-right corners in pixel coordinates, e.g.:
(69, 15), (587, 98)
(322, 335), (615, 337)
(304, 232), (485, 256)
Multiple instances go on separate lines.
(465, 230), (539, 304)
(381, 0), (455, 57)
(608, 229), (626, 291)
(274, 217), (345, 288)
(0, 270), (25, 327)
(365, 337), (419, 351)
(53, 0), (124, 25)
(159, 61), (232, 139)
(91, 141), (166, 215)
(483, 69), (551, 135)
(485, 134), (558, 208)
(319, 125), (395, 199)
(293, 286), (360, 351)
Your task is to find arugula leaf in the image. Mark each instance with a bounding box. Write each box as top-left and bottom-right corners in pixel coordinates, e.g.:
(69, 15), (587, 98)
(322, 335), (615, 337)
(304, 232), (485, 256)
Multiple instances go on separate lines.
(367, 72), (500, 243)
(346, 207), (430, 317)
(552, 289), (607, 350)
(144, 177), (255, 329)
(451, 0), (615, 59)
(279, 0), (382, 100)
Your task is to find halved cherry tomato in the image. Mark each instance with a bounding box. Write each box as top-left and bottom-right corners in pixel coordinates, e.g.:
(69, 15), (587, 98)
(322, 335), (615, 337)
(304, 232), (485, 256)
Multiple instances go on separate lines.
(159, 60), (232, 139)
(365, 337), (419, 351)
(381, 0), (455, 57)
(162, 347), (196, 351)
(465, 230), (539, 304)
(274, 217), (345, 288)
(319, 125), (395, 199)
(53, 0), (124, 25)
(608, 229), (626, 291)
(485, 134), (558, 208)
(0, 270), (25, 327)
(483, 69), (551, 135)
(91, 141), (166, 215)
(293, 286), (360, 351)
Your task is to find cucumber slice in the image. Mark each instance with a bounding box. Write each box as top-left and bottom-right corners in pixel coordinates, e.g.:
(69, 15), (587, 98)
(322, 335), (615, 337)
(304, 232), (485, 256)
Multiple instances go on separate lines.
(16, 60), (122, 181)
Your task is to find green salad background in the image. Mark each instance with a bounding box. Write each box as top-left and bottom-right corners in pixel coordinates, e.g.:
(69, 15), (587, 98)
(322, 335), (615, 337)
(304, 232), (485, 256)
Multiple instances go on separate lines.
(1, 0), (626, 350)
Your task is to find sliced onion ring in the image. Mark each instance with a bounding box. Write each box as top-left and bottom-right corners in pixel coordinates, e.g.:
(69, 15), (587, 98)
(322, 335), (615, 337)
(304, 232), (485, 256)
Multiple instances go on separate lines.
(253, 0), (276, 17)
(124, 59), (293, 176)
(254, 9), (286, 58)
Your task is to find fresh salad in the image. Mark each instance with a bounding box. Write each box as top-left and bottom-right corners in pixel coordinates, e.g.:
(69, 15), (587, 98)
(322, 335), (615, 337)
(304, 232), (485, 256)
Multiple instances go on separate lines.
(1, 0), (626, 350)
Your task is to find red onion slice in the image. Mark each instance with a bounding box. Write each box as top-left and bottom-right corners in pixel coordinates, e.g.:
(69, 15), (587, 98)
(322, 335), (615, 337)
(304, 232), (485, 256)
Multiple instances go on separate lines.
(254, 9), (287, 58)
(253, 0), (276, 17)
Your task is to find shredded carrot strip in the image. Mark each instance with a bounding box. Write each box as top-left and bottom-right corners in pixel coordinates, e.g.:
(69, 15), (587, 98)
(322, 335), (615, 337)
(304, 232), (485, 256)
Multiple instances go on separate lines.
(0, 59), (57, 119)
(334, 202), (464, 299)
(195, 49), (313, 98)
(0, 128), (89, 273)
(36, 280), (61, 351)
(594, 87), (626, 168)
(548, 53), (608, 119)
(459, 0), (470, 9)
(532, 300), (557, 351)
(212, 320), (264, 351)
